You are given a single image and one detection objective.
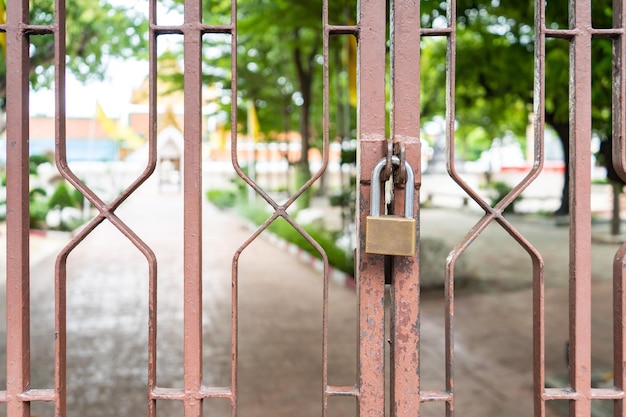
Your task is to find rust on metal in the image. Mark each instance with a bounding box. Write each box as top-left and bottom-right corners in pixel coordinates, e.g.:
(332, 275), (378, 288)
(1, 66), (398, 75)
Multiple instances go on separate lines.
(532, 0), (548, 415)
(181, 1), (205, 416)
(356, 0), (387, 416)
(2, 1), (622, 416)
(567, 2), (594, 414)
(614, 1), (626, 417)
(53, 1), (68, 416)
(443, 2), (547, 417)
(5, 1), (32, 417)
(388, 0), (421, 415)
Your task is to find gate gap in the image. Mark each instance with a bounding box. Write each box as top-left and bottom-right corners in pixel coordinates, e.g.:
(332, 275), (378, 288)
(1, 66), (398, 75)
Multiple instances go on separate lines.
(28, 230), (58, 391)
(327, 396), (357, 417)
(202, 0), (231, 26)
(589, 35), (618, 400)
(200, 29), (236, 393)
(452, 286), (536, 417)
(591, 3), (613, 29)
(64, 223), (151, 417)
(0, 26), (4, 395)
(419, 33), (446, 183)
(418, 291), (447, 393)
(156, 0), (183, 27)
(201, 31), (233, 193)
(541, 34), (571, 389)
(157, 398), (184, 417)
(421, 208), (542, 415)
(385, 284), (391, 417)
(326, 272), (357, 388)
(200, 201), (239, 390)
(148, 186), (185, 389)
(203, 397), (231, 417)
(236, 236), (326, 416)
(417, 400), (445, 417)
(545, 0), (569, 30)
(459, 227), (534, 417)
(327, 1), (357, 27)
(30, 400), (53, 417)
(546, 399), (569, 416)
(420, 0), (449, 29)
(0, 205), (5, 393)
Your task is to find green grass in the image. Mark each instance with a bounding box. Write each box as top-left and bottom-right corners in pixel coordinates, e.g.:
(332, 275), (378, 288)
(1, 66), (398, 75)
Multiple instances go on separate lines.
(207, 185), (355, 277)
(236, 202), (355, 277)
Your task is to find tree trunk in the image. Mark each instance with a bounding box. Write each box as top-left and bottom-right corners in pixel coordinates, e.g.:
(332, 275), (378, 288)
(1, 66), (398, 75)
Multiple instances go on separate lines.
(549, 118), (570, 216)
(292, 39), (315, 209)
(611, 181), (622, 236)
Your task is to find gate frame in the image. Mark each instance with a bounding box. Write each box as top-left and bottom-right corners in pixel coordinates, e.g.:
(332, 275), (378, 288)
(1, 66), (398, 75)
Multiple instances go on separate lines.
(2, 1), (626, 416)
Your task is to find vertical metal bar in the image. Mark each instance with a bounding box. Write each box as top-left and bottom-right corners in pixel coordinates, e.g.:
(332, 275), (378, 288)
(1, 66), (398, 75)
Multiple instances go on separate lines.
(54, 251), (67, 417)
(614, 0), (626, 181)
(322, 1), (331, 416)
(533, 0), (547, 416)
(614, 246), (626, 417)
(53, 0), (67, 415)
(148, 1), (159, 416)
(5, 0), (31, 416)
(183, 1), (204, 416)
(389, 0), (421, 415)
(444, 1), (457, 416)
(613, 1), (626, 416)
(356, 0), (387, 415)
(229, 2), (239, 415)
(568, 1), (593, 415)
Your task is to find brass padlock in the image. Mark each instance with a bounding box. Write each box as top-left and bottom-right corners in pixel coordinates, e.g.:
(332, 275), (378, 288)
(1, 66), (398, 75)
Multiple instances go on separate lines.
(365, 156), (416, 256)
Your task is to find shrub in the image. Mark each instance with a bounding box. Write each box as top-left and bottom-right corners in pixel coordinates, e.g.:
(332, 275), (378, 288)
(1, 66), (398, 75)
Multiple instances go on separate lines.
(29, 188), (49, 229)
(206, 189), (238, 209)
(48, 182), (79, 210)
(29, 154), (52, 175)
(489, 180), (520, 213)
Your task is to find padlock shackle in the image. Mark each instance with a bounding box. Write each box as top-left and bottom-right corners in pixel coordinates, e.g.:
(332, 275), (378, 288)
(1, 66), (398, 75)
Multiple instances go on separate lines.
(370, 155), (415, 218)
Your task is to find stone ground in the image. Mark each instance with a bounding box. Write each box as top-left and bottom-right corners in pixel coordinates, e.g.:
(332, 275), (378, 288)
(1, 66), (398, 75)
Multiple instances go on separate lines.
(0, 174), (623, 417)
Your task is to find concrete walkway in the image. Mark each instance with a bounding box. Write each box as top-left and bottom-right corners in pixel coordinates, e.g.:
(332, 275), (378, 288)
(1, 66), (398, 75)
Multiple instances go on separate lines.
(1, 178), (624, 417)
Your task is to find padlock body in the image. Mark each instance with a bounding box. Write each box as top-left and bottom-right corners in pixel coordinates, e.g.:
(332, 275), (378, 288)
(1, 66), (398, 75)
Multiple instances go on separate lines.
(365, 215), (416, 256)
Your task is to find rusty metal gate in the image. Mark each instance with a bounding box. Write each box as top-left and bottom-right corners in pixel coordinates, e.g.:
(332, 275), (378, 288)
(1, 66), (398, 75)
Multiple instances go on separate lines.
(1, 0), (626, 416)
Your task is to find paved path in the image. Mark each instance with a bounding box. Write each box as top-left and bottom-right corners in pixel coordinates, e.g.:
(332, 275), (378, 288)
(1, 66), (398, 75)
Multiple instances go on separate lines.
(0, 179), (624, 417)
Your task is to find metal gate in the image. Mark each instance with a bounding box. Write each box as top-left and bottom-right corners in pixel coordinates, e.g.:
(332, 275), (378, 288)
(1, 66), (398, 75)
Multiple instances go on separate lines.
(1, 0), (625, 416)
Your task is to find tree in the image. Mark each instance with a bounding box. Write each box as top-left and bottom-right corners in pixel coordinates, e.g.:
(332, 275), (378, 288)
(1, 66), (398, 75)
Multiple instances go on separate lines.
(0, 0), (148, 131)
(420, 0), (615, 215)
(193, 0), (356, 207)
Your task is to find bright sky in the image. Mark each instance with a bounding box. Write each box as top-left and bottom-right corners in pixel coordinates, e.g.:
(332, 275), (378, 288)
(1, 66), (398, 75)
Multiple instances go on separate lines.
(30, 0), (181, 120)
(30, 58), (148, 119)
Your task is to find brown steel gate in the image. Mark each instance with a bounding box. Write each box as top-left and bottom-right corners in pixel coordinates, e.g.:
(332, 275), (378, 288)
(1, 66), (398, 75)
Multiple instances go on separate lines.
(1, 0), (626, 416)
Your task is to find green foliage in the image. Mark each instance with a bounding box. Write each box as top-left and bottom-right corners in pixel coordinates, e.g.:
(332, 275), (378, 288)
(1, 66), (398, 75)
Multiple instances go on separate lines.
(206, 175), (355, 276)
(47, 181), (80, 210)
(29, 154), (52, 175)
(206, 189), (238, 209)
(71, 187), (85, 209)
(206, 168), (251, 210)
(0, 0), (148, 109)
(29, 187), (49, 229)
(165, 0), (357, 207)
(23, 181), (83, 230)
(420, 0), (614, 161)
(340, 147), (356, 165)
